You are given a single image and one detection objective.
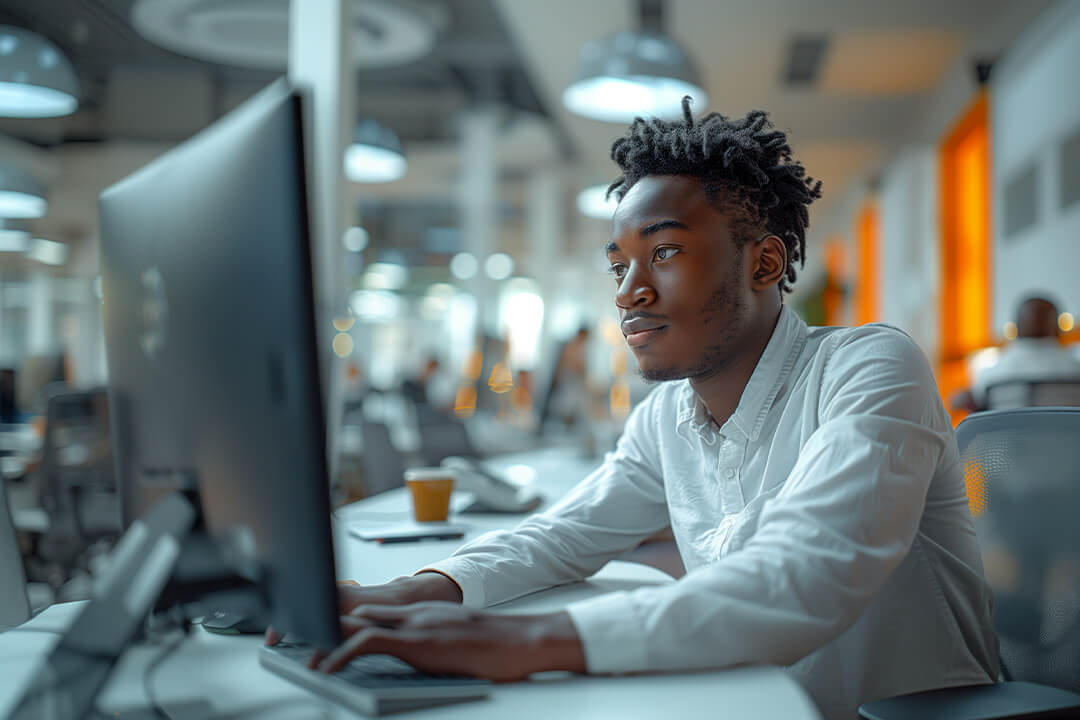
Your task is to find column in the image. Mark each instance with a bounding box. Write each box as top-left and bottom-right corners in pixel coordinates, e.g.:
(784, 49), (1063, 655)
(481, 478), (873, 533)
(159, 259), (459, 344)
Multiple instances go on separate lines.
(288, 0), (352, 482)
(27, 271), (53, 355)
(459, 107), (500, 335)
(527, 166), (563, 363)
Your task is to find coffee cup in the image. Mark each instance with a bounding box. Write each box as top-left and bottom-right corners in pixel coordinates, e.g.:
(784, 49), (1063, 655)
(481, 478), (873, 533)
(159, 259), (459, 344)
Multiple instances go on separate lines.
(404, 467), (456, 522)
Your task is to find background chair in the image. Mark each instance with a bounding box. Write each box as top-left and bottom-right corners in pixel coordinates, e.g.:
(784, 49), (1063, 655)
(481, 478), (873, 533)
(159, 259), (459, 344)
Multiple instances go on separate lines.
(30, 387), (120, 593)
(359, 420), (408, 497)
(985, 378), (1080, 410)
(413, 402), (479, 466)
(860, 407), (1080, 719)
(0, 477), (31, 627)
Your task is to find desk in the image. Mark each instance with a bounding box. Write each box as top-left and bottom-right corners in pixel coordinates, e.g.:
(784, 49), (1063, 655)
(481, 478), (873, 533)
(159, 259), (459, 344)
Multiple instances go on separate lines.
(0, 446), (822, 720)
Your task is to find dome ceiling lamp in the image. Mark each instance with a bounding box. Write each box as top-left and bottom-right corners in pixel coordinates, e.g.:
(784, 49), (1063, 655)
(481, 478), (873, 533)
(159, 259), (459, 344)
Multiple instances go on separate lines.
(562, 0), (706, 123)
(0, 165), (48, 219)
(131, 0), (437, 71)
(344, 118), (407, 183)
(576, 183), (619, 219)
(0, 25), (79, 118)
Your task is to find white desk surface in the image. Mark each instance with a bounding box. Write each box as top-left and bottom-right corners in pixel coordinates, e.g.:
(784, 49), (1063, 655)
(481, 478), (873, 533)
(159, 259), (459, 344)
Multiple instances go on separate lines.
(0, 446), (822, 720)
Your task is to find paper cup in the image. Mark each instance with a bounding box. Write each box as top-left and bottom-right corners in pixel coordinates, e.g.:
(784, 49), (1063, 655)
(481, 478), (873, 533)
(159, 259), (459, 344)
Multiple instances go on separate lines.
(404, 467), (455, 522)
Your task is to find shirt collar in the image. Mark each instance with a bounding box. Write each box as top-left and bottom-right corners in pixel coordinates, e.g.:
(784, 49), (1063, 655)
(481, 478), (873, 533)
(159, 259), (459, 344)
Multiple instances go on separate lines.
(675, 305), (808, 443)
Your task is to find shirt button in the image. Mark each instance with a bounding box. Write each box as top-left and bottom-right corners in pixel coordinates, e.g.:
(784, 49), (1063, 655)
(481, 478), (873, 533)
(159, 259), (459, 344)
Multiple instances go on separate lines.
(724, 468), (736, 479)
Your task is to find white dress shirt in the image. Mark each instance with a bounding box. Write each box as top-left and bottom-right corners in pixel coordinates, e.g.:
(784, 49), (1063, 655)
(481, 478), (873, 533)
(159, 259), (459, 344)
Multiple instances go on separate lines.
(423, 306), (999, 719)
(972, 337), (1080, 406)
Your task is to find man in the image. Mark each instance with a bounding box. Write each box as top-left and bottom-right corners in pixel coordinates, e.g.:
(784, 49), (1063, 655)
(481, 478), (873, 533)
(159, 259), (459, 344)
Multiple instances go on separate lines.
(952, 296), (1080, 412)
(273, 101), (999, 719)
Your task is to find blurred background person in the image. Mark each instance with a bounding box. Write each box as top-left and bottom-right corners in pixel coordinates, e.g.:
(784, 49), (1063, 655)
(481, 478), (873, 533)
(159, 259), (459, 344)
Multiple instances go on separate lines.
(952, 295), (1080, 412)
(537, 326), (591, 432)
(401, 355), (455, 413)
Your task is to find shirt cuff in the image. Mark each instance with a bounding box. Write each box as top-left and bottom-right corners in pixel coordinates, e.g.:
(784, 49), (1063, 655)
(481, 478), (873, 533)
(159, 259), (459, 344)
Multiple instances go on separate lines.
(415, 558), (487, 608)
(565, 590), (649, 674)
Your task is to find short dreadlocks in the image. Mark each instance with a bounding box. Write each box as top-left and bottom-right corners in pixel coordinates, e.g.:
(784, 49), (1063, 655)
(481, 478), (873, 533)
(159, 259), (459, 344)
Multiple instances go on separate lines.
(607, 98), (822, 293)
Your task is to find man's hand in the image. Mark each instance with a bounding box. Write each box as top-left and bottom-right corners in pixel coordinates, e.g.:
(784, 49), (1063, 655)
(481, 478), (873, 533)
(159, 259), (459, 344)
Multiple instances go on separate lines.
(264, 573), (462, 645)
(314, 604), (587, 682)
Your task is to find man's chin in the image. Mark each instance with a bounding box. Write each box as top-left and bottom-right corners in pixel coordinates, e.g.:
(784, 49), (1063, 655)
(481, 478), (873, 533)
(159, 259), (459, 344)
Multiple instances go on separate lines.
(638, 365), (690, 383)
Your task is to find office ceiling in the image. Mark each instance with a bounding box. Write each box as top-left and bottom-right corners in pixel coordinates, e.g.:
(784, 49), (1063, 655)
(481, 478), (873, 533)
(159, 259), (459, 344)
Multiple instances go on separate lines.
(495, 0), (1053, 234)
(0, 0), (551, 146)
(0, 0), (1057, 285)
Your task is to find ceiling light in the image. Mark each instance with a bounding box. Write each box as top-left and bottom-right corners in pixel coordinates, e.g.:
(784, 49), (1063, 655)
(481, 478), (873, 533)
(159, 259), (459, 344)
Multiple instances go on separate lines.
(563, 30), (707, 123)
(343, 226), (369, 252)
(349, 289), (402, 322)
(0, 25), (79, 118)
(484, 253), (514, 280)
(27, 237), (67, 266)
(344, 118), (406, 183)
(450, 252), (477, 280)
(0, 229), (29, 252)
(362, 262), (408, 290)
(577, 184), (618, 219)
(131, 0), (436, 71)
(0, 165), (47, 218)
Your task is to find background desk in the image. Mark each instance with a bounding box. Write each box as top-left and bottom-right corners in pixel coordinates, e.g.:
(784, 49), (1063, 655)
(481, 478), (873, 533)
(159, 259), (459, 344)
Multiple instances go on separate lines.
(0, 446), (823, 720)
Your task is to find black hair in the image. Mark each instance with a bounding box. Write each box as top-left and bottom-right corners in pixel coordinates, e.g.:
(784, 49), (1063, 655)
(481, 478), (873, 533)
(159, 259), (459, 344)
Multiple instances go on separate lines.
(607, 97), (822, 293)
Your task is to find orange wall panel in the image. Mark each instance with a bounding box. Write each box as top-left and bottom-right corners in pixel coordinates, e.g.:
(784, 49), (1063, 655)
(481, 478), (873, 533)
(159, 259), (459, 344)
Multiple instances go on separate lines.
(855, 203), (880, 326)
(938, 91), (992, 420)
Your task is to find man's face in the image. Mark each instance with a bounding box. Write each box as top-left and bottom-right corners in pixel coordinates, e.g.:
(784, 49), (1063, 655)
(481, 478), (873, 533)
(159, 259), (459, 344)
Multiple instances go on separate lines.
(606, 175), (755, 382)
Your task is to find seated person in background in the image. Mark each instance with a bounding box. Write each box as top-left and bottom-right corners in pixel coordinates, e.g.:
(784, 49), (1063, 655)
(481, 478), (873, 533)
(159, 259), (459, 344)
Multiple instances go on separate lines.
(400, 356), (454, 413)
(540, 326), (592, 429)
(952, 296), (1080, 412)
(274, 101), (999, 720)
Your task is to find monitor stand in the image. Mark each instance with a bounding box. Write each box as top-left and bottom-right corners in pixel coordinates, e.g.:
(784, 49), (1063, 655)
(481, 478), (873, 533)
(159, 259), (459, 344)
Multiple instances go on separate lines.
(9, 491), (264, 720)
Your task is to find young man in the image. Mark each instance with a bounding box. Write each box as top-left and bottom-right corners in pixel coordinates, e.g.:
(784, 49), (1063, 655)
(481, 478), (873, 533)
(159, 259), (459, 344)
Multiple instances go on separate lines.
(277, 102), (999, 719)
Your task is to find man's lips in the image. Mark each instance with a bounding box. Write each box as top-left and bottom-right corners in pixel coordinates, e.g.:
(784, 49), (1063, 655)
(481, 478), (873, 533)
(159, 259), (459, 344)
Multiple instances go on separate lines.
(625, 326), (667, 348)
(621, 317), (668, 347)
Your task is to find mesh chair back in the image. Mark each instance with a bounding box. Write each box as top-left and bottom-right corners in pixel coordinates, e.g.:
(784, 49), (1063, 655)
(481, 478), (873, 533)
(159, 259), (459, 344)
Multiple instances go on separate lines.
(958, 408), (1080, 692)
(985, 379), (1080, 410)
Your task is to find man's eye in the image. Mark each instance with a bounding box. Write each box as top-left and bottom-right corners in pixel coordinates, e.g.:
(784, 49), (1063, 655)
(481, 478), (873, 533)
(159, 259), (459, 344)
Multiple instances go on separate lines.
(654, 247), (680, 262)
(608, 264), (627, 279)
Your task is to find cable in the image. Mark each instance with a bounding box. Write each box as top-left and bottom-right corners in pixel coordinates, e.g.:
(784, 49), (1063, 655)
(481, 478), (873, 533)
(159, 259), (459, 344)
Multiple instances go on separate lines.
(0, 626), (66, 636)
(142, 631), (187, 720)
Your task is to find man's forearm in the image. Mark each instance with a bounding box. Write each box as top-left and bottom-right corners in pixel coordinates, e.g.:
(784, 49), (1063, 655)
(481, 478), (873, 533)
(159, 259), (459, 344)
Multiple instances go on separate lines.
(407, 571), (464, 603)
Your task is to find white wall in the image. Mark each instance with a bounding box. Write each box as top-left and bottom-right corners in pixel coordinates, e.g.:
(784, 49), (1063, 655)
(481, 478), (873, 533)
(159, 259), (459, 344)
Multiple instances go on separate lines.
(991, 0), (1080, 329)
(879, 147), (939, 356)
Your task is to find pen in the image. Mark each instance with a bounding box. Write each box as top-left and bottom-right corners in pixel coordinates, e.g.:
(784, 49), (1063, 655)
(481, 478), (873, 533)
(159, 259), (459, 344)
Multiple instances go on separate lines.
(374, 532), (465, 544)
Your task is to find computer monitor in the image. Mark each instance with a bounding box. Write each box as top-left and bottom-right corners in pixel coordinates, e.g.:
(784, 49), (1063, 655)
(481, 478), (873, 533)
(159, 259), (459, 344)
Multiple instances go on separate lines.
(10, 78), (344, 720)
(99, 77), (340, 646)
(0, 368), (15, 424)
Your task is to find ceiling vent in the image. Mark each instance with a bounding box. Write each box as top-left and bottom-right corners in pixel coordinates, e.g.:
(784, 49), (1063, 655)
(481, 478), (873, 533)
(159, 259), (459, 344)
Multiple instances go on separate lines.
(782, 35), (829, 87)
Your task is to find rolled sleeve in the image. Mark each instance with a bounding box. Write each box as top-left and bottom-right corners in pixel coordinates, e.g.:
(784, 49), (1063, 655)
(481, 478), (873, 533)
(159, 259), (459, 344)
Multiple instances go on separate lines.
(566, 591), (649, 674)
(416, 558), (488, 608)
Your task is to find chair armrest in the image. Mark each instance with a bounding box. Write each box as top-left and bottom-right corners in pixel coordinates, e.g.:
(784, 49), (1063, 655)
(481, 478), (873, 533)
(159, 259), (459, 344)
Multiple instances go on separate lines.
(859, 681), (1080, 720)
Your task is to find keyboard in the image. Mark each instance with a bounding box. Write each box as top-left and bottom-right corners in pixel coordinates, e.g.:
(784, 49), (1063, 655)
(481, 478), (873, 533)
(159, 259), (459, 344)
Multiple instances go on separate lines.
(259, 642), (491, 715)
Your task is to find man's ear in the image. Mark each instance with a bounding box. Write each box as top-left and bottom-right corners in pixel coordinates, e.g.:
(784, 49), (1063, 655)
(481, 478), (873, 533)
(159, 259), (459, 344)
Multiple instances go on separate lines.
(751, 234), (787, 291)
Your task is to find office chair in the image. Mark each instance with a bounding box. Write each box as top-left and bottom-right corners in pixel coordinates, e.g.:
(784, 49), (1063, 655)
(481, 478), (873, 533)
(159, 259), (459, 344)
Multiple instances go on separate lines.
(413, 402), (479, 466)
(359, 420), (407, 496)
(985, 378), (1080, 410)
(32, 388), (121, 587)
(859, 407), (1080, 720)
(0, 477), (32, 626)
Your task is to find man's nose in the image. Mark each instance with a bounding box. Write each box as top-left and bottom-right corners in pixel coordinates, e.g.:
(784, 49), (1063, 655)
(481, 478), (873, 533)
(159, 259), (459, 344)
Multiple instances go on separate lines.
(614, 266), (657, 309)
